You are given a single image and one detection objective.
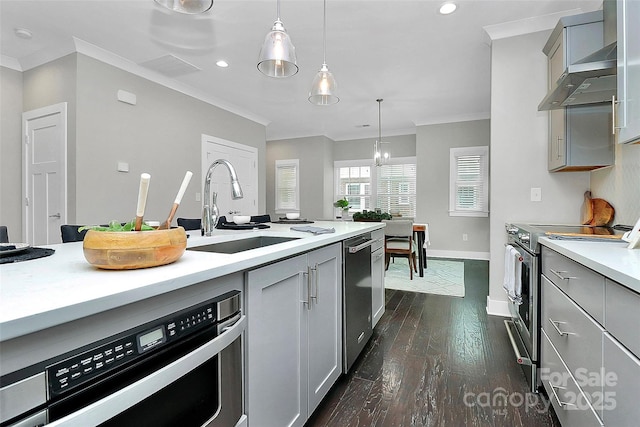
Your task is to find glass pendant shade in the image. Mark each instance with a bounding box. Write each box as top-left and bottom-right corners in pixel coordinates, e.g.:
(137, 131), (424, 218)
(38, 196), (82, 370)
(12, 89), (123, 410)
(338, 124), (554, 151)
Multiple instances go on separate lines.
(309, 64), (339, 105)
(154, 0), (213, 14)
(373, 99), (390, 166)
(257, 19), (299, 78)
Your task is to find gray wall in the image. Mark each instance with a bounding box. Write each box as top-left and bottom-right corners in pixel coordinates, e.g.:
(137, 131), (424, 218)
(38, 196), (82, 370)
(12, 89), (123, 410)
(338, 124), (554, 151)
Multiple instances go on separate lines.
(416, 119), (490, 258)
(0, 66), (23, 240)
(1, 54), (266, 232)
(333, 134), (416, 161)
(266, 136), (334, 220)
(488, 30), (590, 315)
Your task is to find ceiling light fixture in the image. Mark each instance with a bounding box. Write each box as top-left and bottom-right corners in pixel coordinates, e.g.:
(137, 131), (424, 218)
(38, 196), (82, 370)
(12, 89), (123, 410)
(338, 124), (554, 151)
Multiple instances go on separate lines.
(154, 0), (213, 14)
(216, 60), (229, 68)
(308, 0), (339, 105)
(14, 28), (33, 39)
(374, 99), (391, 167)
(439, 2), (457, 15)
(257, 0), (298, 78)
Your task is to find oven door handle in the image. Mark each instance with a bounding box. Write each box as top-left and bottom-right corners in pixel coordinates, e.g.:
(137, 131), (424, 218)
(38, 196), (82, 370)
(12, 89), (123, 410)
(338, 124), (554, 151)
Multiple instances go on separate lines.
(503, 320), (532, 366)
(46, 315), (246, 427)
(348, 239), (374, 253)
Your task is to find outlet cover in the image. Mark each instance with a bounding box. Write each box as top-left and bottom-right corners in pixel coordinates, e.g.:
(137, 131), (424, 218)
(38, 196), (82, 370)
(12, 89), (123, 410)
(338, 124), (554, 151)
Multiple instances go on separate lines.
(531, 187), (542, 202)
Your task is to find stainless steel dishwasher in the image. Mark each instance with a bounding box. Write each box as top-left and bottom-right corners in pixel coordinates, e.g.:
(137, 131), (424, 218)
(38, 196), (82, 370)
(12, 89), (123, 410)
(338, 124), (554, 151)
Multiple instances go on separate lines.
(343, 233), (374, 372)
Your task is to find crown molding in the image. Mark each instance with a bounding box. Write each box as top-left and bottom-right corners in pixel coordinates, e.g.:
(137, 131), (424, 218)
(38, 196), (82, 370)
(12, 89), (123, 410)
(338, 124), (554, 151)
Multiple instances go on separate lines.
(414, 111), (490, 127)
(483, 8), (588, 41)
(0, 55), (22, 71)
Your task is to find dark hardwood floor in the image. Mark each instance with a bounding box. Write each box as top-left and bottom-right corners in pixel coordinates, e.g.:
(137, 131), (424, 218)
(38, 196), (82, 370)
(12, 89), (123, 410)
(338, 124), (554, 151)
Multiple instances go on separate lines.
(306, 259), (560, 427)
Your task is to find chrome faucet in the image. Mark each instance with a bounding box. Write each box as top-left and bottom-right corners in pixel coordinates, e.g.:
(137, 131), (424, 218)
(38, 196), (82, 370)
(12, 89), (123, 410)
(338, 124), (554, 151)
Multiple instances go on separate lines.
(202, 159), (244, 236)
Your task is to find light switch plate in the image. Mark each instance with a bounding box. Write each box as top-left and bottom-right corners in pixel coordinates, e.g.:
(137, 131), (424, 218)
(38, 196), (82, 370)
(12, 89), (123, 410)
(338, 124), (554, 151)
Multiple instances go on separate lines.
(530, 187), (542, 202)
(117, 162), (129, 172)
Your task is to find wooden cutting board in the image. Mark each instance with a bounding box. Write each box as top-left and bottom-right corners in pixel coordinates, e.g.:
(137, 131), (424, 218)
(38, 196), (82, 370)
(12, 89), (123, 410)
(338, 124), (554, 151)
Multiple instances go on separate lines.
(581, 191), (615, 226)
(545, 232), (623, 240)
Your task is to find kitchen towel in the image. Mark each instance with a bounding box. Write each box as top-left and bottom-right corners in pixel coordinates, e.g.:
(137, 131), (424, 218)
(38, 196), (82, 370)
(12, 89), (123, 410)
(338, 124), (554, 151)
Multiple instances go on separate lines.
(290, 226), (335, 235)
(503, 244), (523, 304)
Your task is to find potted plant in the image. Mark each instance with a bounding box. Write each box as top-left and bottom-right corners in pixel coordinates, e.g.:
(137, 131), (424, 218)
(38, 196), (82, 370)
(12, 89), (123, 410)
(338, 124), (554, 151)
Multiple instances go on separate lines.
(333, 198), (351, 218)
(352, 210), (392, 222)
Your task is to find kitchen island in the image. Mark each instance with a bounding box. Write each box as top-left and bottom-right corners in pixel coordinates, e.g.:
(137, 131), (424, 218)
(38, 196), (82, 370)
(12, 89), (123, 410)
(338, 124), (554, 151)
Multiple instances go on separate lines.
(0, 220), (382, 343)
(0, 220), (383, 427)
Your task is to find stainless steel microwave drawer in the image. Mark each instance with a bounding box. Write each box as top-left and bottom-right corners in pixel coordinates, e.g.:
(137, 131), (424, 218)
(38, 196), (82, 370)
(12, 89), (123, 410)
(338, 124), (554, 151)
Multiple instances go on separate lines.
(602, 332), (640, 427)
(605, 279), (640, 358)
(541, 275), (604, 406)
(540, 329), (603, 427)
(542, 247), (604, 324)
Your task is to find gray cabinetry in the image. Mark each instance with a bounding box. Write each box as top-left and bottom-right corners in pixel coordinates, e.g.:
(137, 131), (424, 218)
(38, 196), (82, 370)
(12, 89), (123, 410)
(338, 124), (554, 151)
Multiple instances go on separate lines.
(246, 243), (342, 427)
(371, 228), (385, 327)
(540, 246), (640, 427)
(616, 0), (640, 144)
(542, 11), (614, 170)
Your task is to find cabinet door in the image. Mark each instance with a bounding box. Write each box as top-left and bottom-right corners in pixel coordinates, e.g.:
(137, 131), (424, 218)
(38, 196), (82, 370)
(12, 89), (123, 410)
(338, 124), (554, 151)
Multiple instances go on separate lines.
(307, 244), (342, 414)
(617, 0), (640, 144)
(549, 108), (566, 170)
(371, 247), (385, 327)
(247, 255), (308, 427)
(603, 332), (640, 426)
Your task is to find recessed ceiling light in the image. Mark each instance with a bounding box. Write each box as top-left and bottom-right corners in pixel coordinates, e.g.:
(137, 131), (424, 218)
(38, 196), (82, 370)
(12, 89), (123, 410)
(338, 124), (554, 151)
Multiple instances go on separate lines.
(216, 60), (229, 68)
(439, 2), (457, 15)
(14, 28), (33, 39)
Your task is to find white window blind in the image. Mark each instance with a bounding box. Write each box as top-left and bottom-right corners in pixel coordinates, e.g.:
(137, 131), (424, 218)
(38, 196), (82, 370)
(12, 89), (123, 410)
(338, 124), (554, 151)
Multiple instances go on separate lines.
(449, 146), (489, 217)
(275, 159), (299, 212)
(334, 157), (416, 217)
(376, 163), (417, 217)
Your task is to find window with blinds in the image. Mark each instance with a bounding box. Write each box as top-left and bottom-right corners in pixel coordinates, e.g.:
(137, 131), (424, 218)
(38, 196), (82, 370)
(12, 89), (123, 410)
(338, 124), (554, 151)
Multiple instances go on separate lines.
(449, 146), (489, 217)
(275, 159), (299, 212)
(334, 157), (416, 217)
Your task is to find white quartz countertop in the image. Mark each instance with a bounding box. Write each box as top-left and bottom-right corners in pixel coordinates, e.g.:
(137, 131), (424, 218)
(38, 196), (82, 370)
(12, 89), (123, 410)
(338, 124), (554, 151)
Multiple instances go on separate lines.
(539, 237), (640, 293)
(0, 221), (383, 342)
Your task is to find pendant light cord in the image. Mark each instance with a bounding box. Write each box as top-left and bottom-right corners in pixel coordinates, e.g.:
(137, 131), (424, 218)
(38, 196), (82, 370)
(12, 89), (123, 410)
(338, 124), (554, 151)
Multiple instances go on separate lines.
(277, 0), (281, 20)
(322, 0), (327, 64)
(377, 98), (383, 142)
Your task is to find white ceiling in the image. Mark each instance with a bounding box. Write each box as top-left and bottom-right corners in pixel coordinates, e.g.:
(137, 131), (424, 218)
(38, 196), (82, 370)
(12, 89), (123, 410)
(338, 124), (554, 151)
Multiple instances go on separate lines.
(0, 0), (602, 141)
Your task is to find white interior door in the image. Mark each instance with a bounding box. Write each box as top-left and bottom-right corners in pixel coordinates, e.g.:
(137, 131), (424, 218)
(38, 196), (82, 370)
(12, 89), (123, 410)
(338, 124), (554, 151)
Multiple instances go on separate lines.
(22, 103), (67, 245)
(201, 135), (258, 218)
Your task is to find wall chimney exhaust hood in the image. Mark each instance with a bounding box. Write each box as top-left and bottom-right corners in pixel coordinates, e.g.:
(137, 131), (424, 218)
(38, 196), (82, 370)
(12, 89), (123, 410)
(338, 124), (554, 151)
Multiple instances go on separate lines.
(538, 10), (616, 111)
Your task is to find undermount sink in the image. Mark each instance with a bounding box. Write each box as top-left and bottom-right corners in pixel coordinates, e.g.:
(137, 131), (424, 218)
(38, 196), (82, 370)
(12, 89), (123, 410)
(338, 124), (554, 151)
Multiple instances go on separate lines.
(188, 236), (300, 254)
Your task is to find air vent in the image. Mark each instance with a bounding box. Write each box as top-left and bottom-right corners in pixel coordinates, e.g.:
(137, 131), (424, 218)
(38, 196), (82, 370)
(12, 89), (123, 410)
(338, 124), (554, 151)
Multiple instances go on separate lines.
(139, 54), (201, 77)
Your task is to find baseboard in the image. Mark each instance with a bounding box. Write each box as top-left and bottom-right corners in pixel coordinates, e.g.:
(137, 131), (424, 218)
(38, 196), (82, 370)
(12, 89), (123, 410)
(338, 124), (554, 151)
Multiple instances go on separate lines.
(427, 250), (490, 261)
(486, 296), (511, 317)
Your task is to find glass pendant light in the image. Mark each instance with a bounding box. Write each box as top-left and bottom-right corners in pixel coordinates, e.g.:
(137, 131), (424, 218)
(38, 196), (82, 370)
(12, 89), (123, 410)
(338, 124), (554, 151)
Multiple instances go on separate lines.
(374, 99), (390, 166)
(154, 0), (213, 14)
(308, 0), (339, 105)
(257, 0), (299, 78)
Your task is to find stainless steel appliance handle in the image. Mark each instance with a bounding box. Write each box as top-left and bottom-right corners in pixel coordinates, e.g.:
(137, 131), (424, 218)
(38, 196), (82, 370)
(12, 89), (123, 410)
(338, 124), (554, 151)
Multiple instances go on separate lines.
(548, 318), (575, 337)
(46, 316), (246, 427)
(503, 320), (531, 366)
(548, 381), (576, 408)
(549, 268), (577, 281)
(348, 239), (374, 253)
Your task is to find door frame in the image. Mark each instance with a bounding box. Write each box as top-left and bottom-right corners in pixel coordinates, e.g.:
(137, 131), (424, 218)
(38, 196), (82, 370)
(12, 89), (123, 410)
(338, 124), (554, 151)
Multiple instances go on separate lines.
(22, 102), (68, 244)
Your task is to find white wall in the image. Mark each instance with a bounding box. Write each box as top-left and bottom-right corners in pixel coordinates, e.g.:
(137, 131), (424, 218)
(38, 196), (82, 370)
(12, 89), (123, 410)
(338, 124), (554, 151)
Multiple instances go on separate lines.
(591, 142), (640, 225)
(488, 31), (590, 316)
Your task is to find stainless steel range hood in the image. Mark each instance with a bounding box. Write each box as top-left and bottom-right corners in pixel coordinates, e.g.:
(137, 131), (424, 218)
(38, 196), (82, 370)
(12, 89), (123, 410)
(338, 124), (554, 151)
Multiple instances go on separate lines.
(538, 43), (616, 110)
(538, 8), (617, 111)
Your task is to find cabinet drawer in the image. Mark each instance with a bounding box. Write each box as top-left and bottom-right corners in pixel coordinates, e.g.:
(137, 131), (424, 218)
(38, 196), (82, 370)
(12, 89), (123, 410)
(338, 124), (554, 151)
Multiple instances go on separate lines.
(602, 332), (640, 427)
(542, 248), (604, 323)
(541, 276), (604, 403)
(540, 330), (603, 427)
(605, 279), (640, 357)
(371, 229), (384, 252)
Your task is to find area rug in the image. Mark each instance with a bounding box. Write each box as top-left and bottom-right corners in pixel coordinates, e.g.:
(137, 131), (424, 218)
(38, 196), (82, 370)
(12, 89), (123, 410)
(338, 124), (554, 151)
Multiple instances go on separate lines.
(384, 258), (465, 297)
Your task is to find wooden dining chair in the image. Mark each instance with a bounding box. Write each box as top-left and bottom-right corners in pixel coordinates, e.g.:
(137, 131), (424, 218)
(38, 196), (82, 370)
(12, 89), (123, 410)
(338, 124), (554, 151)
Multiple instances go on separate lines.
(61, 225), (89, 243)
(0, 226), (9, 243)
(382, 219), (417, 280)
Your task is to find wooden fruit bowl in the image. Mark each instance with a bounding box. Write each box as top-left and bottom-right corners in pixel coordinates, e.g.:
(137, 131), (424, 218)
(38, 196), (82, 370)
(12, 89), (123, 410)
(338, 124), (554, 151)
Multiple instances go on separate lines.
(83, 227), (187, 270)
